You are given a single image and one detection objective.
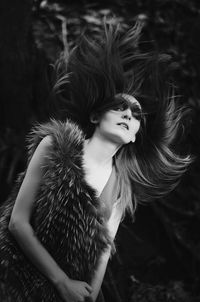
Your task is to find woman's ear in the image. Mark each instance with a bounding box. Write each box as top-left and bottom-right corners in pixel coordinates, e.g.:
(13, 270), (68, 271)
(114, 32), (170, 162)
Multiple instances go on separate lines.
(90, 113), (99, 124)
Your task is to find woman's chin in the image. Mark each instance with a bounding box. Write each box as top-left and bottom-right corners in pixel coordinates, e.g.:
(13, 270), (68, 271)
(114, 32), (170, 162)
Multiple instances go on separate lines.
(104, 131), (133, 145)
(115, 136), (132, 145)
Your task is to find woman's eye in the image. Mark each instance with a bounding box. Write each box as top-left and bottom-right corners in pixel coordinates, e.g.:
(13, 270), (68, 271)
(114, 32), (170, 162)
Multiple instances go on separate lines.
(131, 110), (142, 120)
(131, 105), (142, 120)
(113, 102), (143, 120)
(115, 107), (123, 111)
(114, 104), (127, 111)
(132, 112), (142, 120)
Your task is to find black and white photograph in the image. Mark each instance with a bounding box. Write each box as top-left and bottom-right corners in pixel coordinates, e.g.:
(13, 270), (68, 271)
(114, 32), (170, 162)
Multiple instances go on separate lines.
(0, 1), (200, 301)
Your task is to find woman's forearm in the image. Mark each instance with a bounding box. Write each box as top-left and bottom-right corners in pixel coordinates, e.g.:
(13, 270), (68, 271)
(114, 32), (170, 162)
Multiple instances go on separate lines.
(8, 220), (67, 286)
(89, 245), (112, 302)
(89, 201), (123, 301)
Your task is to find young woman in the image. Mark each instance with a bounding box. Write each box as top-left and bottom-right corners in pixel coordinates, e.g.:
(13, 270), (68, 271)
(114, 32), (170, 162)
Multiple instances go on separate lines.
(0, 21), (192, 302)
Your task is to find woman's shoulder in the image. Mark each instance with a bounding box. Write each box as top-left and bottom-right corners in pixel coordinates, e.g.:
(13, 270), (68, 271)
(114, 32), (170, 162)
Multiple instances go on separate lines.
(26, 118), (85, 164)
(28, 118), (83, 143)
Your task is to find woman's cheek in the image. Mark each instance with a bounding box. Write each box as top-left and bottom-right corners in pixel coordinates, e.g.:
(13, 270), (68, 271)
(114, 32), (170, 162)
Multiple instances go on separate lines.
(136, 122), (141, 134)
(130, 121), (140, 142)
(132, 120), (140, 133)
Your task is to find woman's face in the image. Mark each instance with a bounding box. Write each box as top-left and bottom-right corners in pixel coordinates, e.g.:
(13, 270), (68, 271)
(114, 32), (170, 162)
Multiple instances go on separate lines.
(94, 95), (142, 145)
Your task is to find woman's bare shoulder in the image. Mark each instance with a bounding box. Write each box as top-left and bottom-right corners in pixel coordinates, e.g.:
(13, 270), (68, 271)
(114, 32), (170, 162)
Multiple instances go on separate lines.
(34, 135), (53, 155)
(27, 135), (53, 172)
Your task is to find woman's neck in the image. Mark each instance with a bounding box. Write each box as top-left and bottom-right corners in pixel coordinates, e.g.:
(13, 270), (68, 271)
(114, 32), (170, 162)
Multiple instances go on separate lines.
(84, 131), (121, 168)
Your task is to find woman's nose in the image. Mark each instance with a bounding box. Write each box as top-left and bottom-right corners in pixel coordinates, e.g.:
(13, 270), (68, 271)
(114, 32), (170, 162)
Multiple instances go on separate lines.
(122, 108), (132, 120)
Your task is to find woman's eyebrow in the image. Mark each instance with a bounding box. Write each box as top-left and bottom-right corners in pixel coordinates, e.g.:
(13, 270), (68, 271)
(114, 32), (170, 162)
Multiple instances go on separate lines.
(129, 101), (142, 110)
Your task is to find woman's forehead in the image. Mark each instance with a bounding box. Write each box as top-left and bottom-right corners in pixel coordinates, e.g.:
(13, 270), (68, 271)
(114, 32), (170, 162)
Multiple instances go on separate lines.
(121, 93), (141, 108)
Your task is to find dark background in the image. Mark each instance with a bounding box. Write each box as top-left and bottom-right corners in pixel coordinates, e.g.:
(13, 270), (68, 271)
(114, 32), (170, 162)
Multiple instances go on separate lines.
(0, 0), (200, 301)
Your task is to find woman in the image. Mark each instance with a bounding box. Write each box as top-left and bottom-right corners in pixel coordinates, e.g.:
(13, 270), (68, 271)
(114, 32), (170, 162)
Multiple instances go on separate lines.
(0, 21), (192, 302)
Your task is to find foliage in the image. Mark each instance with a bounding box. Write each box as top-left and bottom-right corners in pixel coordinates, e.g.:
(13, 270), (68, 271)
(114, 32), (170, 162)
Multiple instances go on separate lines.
(1, 0), (200, 301)
(130, 281), (192, 302)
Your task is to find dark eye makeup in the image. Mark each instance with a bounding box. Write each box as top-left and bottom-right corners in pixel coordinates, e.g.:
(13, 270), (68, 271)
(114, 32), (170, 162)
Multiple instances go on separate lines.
(113, 100), (143, 121)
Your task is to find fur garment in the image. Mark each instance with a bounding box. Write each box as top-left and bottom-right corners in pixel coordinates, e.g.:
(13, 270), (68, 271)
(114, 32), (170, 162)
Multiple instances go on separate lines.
(0, 119), (111, 302)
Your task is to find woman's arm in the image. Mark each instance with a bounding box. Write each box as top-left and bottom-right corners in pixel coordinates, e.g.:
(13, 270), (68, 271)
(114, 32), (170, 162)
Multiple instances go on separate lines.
(8, 135), (92, 302)
(89, 201), (123, 302)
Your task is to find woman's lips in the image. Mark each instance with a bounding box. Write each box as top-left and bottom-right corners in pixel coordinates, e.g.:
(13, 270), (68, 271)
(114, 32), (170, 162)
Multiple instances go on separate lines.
(117, 122), (129, 130)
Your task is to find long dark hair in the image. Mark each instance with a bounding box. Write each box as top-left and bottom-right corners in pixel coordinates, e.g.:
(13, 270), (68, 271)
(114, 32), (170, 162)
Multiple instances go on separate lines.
(53, 20), (192, 216)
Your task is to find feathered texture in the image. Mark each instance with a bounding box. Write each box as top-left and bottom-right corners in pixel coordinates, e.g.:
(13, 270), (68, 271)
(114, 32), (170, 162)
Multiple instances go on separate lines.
(0, 119), (111, 302)
(52, 19), (192, 215)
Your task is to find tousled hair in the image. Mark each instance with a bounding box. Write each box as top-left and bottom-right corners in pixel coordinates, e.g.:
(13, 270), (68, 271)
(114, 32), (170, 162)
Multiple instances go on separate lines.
(53, 20), (192, 217)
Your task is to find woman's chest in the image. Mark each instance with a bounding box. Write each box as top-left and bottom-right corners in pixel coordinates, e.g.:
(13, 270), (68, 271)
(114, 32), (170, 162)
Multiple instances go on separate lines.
(84, 165), (113, 197)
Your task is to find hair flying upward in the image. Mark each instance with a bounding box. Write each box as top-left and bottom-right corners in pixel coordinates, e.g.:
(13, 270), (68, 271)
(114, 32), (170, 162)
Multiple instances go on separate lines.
(53, 19), (192, 216)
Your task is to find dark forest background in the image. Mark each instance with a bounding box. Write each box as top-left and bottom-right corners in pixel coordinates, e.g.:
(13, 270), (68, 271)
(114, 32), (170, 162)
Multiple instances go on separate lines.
(0, 0), (200, 301)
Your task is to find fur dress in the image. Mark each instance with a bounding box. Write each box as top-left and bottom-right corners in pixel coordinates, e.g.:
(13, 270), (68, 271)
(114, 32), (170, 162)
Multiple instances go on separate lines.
(0, 119), (111, 302)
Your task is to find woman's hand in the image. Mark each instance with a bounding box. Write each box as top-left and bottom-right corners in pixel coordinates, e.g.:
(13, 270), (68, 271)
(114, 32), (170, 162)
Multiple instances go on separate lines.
(55, 275), (93, 302)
